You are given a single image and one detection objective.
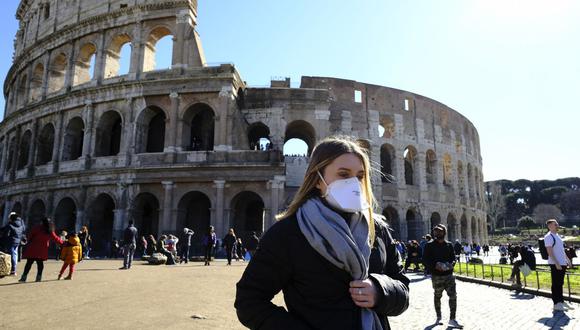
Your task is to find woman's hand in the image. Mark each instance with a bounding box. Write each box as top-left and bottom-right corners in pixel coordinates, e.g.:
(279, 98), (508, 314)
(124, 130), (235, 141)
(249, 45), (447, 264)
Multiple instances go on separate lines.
(349, 278), (379, 308)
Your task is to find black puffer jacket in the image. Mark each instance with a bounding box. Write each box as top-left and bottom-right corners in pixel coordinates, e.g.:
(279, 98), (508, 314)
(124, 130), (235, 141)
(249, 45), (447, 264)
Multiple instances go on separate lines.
(235, 213), (410, 330)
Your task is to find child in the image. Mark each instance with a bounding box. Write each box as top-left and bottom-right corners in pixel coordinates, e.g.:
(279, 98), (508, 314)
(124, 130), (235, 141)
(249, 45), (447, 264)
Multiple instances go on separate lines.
(58, 233), (83, 280)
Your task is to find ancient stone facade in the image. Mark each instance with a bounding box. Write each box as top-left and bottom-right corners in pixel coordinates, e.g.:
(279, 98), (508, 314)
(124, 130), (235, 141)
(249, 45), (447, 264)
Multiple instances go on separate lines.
(0, 0), (487, 255)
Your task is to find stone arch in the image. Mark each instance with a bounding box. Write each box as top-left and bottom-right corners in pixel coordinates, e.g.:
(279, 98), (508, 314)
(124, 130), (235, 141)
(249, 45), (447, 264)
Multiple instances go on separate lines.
(54, 197), (77, 233)
(182, 103), (215, 151)
(36, 123), (55, 165)
(380, 116), (395, 138)
(442, 153), (452, 186)
(380, 143), (395, 182)
(28, 199), (46, 227)
(177, 191), (211, 254)
(383, 206), (400, 240)
(135, 106), (166, 153)
(406, 208), (423, 241)
(96, 111), (123, 157)
(471, 216), (478, 243)
(48, 52), (67, 94)
(460, 213), (468, 243)
(143, 26), (173, 72)
(87, 193), (116, 256)
(104, 34), (132, 78)
(457, 161), (465, 197)
(11, 201), (22, 215)
(231, 191), (265, 241)
(29, 63), (44, 102)
(62, 117), (84, 161)
(16, 74), (28, 108)
(430, 212), (441, 233)
(426, 150), (437, 184)
(247, 122), (271, 150)
(447, 213), (458, 241)
(74, 43), (97, 85)
(17, 130), (32, 170)
(284, 120), (316, 156)
(403, 146), (418, 185)
(130, 193), (160, 238)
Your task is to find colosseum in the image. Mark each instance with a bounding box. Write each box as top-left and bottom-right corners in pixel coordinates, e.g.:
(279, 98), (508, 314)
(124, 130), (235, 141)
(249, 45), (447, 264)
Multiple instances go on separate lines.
(0, 0), (487, 256)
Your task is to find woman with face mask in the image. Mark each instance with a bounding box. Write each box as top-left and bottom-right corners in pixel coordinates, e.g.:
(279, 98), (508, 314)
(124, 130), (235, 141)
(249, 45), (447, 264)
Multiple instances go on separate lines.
(235, 136), (410, 330)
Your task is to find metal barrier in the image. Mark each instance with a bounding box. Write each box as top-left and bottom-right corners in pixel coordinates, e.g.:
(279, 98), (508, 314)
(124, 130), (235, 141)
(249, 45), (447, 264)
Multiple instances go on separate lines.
(455, 260), (580, 298)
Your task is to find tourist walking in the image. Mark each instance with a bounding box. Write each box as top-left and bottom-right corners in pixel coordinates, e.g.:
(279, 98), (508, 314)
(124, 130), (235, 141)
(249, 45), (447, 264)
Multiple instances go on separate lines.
(203, 226), (216, 266)
(544, 219), (573, 311)
(120, 221), (138, 270)
(179, 228), (194, 264)
(222, 228), (237, 265)
(0, 212), (26, 276)
(235, 238), (245, 261)
(245, 231), (259, 259)
(78, 226), (92, 259)
(19, 217), (63, 282)
(58, 233), (82, 280)
(422, 224), (463, 328)
(235, 136), (410, 329)
(463, 243), (471, 263)
(453, 240), (462, 262)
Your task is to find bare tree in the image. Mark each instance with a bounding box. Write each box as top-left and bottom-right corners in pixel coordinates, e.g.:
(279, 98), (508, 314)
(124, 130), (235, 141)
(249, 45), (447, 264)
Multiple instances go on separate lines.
(532, 203), (562, 226)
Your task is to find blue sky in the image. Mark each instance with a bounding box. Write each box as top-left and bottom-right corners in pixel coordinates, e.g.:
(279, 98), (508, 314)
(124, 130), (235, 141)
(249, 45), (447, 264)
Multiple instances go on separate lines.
(1, 0), (579, 181)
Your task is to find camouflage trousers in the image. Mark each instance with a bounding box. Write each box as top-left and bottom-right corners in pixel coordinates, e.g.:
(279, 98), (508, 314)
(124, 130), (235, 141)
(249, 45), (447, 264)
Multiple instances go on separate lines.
(431, 274), (457, 319)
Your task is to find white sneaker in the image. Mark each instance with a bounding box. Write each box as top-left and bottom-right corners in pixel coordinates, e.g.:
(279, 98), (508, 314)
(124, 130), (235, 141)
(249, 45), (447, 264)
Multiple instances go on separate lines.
(448, 319), (463, 328)
(562, 302), (575, 310)
(553, 302), (565, 311)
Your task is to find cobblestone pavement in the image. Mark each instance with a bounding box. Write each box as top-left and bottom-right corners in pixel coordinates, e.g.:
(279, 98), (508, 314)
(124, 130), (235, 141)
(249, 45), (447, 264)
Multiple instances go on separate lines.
(389, 273), (580, 330)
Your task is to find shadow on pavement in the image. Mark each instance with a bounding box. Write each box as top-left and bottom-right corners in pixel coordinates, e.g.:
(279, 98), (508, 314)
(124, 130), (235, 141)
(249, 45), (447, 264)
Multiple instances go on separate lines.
(510, 291), (536, 300)
(410, 276), (429, 283)
(537, 312), (571, 330)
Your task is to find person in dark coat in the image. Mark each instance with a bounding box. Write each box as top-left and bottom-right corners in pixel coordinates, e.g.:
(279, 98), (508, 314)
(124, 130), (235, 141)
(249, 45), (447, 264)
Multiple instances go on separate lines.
(203, 226), (217, 266)
(245, 231), (260, 259)
(120, 221), (138, 269)
(19, 217), (63, 282)
(235, 238), (245, 261)
(222, 228), (237, 265)
(78, 226), (92, 259)
(179, 228), (194, 264)
(235, 137), (409, 330)
(508, 245), (537, 287)
(1, 212), (26, 276)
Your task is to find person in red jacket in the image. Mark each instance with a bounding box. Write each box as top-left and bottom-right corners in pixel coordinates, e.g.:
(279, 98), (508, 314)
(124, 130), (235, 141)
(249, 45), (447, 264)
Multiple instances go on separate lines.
(19, 217), (63, 282)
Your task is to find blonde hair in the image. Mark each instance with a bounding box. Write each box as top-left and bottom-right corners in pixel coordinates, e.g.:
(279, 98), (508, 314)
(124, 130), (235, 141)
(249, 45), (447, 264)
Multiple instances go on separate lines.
(277, 136), (377, 244)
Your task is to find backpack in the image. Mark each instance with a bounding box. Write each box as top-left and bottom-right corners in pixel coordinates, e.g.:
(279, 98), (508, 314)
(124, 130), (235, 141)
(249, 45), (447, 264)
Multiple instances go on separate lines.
(538, 233), (556, 260)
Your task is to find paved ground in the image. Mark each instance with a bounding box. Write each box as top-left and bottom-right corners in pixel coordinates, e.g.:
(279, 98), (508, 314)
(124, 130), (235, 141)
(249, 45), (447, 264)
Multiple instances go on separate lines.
(1, 259), (579, 329)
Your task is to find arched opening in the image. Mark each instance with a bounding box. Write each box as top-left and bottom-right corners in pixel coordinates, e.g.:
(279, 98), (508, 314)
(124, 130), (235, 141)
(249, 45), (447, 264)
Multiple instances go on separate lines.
(383, 206), (400, 239)
(74, 43), (97, 85)
(247, 122), (271, 150)
(380, 116), (395, 138)
(96, 111), (122, 157)
(36, 124), (55, 165)
(11, 202), (22, 215)
(88, 194), (115, 257)
(6, 137), (16, 171)
(460, 214), (468, 243)
(62, 117), (84, 161)
(426, 150), (437, 184)
(182, 103), (215, 151)
(104, 34), (132, 78)
(283, 138), (308, 156)
(430, 212), (441, 233)
(143, 27), (173, 72)
(447, 213), (457, 241)
(47, 53), (67, 94)
(284, 120), (316, 156)
(135, 106), (166, 153)
(231, 191), (265, 241)
(443, 154), (452, 186)
(131, 193), (160, 238)
(177, 191), (211, 255)
(471, 216), (478, 243)
(406, 209), (422, 241)
(17, 74), (28, 108)
(54, 198), (76, 233)
(17, 130), (32, 170)
(28, 199), (46, 227)
(380, 144), (395, 182)
(29, 63), (44, 102)
(404, 146), (417, 185)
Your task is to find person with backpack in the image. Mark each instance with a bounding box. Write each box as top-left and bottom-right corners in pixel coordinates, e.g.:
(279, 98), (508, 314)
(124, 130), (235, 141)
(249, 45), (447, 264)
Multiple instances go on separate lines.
(543, 219), (573, 312)
(0, 212), (26, 276)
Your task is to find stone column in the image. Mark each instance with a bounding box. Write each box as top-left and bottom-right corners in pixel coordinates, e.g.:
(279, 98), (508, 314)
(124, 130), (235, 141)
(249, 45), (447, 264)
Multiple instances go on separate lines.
(41, 51), (51, 100)
(64, 40), (76, 91)
(26, 120), (39, 177)
(81, 101), (95, 169)
(9, 126), (21, 181)
(161, 181), (175, 233)
(51, 111), (64, 173)
(128, 22), (143, 80)
(113, 209), (127, 241)
(214, 86), (233, 151)
(268, 176), (285, 229)
(0, 137), (8, 181)
(121, 97), (134, 166)
(94, 31), (106, 85)
(165, 92), (180, 153)
(214, 180), (226, 238)
(173, 11), (189, 70)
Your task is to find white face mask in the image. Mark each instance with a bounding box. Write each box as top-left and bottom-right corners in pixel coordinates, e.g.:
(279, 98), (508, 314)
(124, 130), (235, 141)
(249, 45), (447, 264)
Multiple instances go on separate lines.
(317, 171), (370, 213)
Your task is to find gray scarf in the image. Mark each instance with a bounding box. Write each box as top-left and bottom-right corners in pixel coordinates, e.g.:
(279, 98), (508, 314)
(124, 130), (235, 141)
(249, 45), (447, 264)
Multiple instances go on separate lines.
(296, 197), (383, 330)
